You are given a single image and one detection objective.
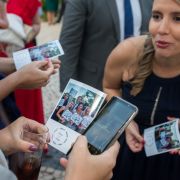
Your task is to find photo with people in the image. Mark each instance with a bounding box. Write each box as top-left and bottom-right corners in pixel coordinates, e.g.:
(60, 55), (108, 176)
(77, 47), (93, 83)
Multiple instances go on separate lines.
(50, 79), (106, 134)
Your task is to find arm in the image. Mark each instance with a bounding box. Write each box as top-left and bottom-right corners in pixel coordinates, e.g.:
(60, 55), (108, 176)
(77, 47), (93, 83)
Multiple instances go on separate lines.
(103, 37), (142, 100)
(103, 36), (146, 151)
(56, 106), (65, 120)
(0, 57), (16, 74)
(0, 60), (54, 101)
(60, 136), (120, 180)
(26, 11), (41, 43)
(0, 1), (9, 29)
(59, 0), (87, 91)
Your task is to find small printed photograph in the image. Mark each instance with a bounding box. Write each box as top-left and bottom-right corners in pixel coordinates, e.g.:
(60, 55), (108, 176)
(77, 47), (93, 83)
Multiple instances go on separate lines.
(155, 121), (180, 152)
(50, 79), (106, 134)
(29, 40), (63, 61)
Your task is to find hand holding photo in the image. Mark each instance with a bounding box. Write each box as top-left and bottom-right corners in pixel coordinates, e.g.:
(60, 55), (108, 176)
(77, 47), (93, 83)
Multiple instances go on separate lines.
(46, 79), (106, 154)
(13, 40), (64, 70)
(144, 119), (180, 157)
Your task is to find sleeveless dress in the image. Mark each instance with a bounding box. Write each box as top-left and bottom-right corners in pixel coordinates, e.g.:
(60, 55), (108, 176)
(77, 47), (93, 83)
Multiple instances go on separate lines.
(112, 73), (180, 180)
(45, 0), (59, 12)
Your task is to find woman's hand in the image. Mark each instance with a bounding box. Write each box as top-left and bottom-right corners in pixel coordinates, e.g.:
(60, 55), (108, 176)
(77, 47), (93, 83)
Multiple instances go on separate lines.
(0, 116), (48, 155)
(167, 117), (180, 155)
(60, 136), (120, 180)
(16, 60), (55, 89)
(125, 121), (144, 152)
(51, 59), (61, 74)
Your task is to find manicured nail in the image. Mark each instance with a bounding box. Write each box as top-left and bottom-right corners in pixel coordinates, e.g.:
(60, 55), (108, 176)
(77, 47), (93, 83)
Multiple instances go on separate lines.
(29, 145), (38, 151)
(43, 148), (48, 154)
(142, 140), (146, 144)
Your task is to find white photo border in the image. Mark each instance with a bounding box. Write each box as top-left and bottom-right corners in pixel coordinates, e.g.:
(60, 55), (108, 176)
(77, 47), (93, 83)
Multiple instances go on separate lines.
(46, 79), (106, 154)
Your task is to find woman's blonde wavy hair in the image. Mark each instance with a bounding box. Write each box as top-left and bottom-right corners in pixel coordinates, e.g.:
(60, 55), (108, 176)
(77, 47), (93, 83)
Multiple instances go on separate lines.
(129, 34), (155, 96)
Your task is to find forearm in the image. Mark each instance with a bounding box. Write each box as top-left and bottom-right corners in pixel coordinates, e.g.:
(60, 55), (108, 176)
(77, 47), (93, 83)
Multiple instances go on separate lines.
(32, 12), (41, 36)
(0, 57), (16, 74)
(56, 113), (61, 120)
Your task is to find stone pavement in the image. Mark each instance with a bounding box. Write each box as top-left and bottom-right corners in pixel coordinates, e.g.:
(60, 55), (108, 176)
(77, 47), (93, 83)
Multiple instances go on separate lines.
(36, 22), (65, 180)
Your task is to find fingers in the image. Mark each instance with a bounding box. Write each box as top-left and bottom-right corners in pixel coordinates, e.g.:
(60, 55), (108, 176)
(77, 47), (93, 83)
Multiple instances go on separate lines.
(126, 127), (144, 153)
(51, 59), (61, 67)
(45, 60), (54, 75)
(17, 140), (38, 153)
(135, 133), (145, 144)
(35, 60), (49, 68)
(170, 149), (180, 155)
(53, 64), (61, 69)
(60, 157), (68, 169)
(128, 135), (144, 152)
(33, 60), (54, 75)
(97, 142), (119, 172)
(103, 141), (120, 160)
(167, 116), (176, 121)
(21, 117), (49, 133)
(133, 142), (144, 152)
(129, 123), (144, 144)
(73, 135), (88, 150)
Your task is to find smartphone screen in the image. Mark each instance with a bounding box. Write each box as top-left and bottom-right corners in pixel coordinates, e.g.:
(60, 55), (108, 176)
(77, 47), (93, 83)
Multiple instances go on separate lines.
(84, 96), (138, 154)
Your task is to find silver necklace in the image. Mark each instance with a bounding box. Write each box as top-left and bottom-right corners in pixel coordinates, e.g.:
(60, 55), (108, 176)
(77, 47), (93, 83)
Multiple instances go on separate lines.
(150, 87), (163, 125)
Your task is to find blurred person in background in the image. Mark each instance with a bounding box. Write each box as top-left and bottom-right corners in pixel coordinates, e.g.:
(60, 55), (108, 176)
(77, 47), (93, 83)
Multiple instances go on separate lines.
(55, 0), (67, 23)
(6, 0), (46, 124)
(45, 0), (59, 25)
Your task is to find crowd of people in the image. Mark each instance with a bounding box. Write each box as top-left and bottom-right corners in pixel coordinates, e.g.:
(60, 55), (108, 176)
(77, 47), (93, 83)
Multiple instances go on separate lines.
(0, 0), (180, 180)
(55, 94), (93, 133)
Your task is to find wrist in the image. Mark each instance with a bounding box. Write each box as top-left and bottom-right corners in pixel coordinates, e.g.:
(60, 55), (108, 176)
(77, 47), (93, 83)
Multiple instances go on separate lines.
(9, 58), (16, 73)
(13, 70), (26, 89)
(0, 57), (16, 74)
(0, 128), (12, 155)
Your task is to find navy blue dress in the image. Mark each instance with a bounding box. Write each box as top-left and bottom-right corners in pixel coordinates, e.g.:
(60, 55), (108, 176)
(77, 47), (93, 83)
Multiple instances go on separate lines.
(112, 73), (180, 180)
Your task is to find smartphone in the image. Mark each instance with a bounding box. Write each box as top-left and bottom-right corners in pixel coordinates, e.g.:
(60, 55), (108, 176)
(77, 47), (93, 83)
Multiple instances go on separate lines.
(83, 96), (138, 154)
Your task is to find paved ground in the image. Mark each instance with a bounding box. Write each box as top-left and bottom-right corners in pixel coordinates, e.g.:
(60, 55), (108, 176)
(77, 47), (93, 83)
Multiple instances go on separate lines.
(36, 22), (65, 180)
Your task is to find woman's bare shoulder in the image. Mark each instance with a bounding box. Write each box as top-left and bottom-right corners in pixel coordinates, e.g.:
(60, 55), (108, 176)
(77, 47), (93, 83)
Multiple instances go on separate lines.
(104, 35), (147, 82)
(111, 35), (146, 65)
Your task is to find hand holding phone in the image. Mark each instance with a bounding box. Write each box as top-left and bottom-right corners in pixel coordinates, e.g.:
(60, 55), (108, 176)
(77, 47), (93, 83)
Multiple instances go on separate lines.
(84, 96), (138, 154)
(61, 136), (120, 180)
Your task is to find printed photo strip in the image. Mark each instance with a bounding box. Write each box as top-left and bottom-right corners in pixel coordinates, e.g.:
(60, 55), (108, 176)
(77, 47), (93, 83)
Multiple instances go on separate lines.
(13, 40), (64, 70)
(144, 119), (180, 157)
(46, 79), (107, 154)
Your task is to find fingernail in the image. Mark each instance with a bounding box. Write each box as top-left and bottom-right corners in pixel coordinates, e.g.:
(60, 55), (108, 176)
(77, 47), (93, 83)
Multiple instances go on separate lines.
(142, 140), (146, 144)
(29, 145), (38, 151)
(43, 148), (48, 154)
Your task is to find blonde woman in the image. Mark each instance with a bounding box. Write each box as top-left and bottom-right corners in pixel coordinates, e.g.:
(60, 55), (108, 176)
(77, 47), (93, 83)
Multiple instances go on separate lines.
(103, 0), (180, 179)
